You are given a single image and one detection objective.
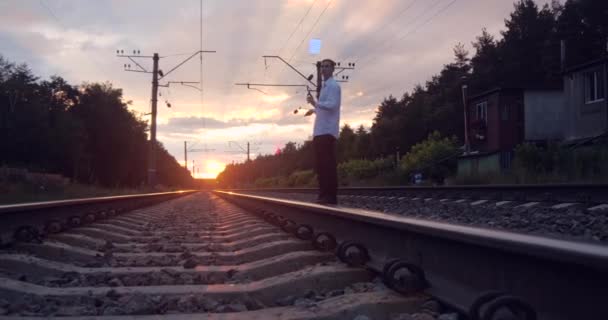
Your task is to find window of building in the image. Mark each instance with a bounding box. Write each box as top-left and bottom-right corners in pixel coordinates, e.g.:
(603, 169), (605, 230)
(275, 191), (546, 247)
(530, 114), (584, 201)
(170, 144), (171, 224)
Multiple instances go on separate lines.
(584, 70), (605, 103)
(476, 101), (488, 123)
(501, 105), (509, 121)
(500, 151), (512, 170)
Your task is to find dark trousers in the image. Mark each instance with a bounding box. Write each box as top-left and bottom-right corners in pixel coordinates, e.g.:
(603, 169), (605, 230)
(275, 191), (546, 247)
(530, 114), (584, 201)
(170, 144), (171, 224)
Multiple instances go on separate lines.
(313, 134), (337, 202)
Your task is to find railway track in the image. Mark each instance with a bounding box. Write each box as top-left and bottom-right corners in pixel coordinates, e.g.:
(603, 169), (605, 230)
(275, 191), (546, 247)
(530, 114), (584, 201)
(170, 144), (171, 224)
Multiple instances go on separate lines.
(0, 192), (436, 319)
(236, 185), (608, 244)
(230, 184), (608, 204)
(215, 188), (608, 320)
(0, 187), (606, 319)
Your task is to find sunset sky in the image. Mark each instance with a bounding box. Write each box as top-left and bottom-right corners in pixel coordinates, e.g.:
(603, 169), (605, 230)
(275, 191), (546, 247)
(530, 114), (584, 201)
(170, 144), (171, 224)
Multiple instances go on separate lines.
(0, 0), (557, 178)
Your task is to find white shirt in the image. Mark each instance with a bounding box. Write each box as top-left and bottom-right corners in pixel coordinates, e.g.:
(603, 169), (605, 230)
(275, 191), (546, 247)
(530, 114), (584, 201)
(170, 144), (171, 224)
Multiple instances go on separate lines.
(313, 77), (341, 138)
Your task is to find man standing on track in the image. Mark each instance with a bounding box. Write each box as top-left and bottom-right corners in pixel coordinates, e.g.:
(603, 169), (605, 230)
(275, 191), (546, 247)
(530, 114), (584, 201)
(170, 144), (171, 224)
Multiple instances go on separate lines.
(306, 58), (341, 205)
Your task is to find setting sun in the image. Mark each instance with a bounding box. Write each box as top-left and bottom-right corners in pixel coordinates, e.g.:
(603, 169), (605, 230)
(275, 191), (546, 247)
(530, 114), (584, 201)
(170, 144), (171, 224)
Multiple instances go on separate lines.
(197, 160), (226, 179)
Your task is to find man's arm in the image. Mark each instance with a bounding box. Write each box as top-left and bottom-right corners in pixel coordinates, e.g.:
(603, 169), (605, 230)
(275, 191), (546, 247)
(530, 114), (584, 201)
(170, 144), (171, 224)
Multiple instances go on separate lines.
(315, 84), (341, 110)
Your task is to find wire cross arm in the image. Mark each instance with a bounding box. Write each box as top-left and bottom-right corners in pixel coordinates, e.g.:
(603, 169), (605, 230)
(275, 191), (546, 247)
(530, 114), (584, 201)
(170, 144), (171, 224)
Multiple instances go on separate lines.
(235, 83), (314, 95)
(159, 50), (217, 80)
(235, 83), (309, 87)
(116, 54), (156, 58)
(228, 141), (247, 152)
(262, 55), (317, 88)
(116, 52), (154, 73)
(124, 69), (152, 74)
(120, 59), (152, 73)
(189, 148), (216, 152)
(160, 81), (202, 91)
(235, 83), (313, 94)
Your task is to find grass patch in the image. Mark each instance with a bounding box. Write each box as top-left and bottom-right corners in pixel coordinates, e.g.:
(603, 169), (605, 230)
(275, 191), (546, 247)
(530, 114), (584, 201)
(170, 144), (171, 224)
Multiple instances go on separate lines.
(0, 167), (168, 205)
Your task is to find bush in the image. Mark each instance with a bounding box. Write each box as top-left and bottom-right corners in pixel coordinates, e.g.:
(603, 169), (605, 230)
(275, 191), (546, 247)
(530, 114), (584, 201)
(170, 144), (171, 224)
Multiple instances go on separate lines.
(253, 171), (316, 188)
(287, 170), (317, 187)
(338, 157), (395, 185)
(513, 143), (608, 183)
(0, 166), (149, 204)
(0, 167), (69, 193)
(253, 176), (282, 188)
(399, 131), (459, 183)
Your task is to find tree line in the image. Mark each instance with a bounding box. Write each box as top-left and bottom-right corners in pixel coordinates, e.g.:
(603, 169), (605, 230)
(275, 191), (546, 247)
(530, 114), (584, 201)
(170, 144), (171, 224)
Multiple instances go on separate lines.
(0, 58), (192, 188)
(218, 0), (608, 187)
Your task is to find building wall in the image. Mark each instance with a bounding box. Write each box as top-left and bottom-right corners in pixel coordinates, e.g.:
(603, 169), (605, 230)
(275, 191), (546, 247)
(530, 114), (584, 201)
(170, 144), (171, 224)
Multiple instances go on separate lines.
(457, 153), (501, 176)
(497, 92), (524, 150)
(469, 92), (501, 152)
(486, 93), (501, 151)
(563, 63), (608, 140)
(524, 90), (565, 141)
(457, 157), (473, 176)
(469, 90), (524, 153)
(478, 153), (501, 174)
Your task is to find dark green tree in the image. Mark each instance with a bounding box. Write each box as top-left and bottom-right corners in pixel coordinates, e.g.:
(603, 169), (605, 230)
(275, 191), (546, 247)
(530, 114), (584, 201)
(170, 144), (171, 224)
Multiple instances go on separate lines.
(337, 124), (356, 162)
(470, 28), (501, 92)
(354, 125), (371, 159)
(556, 0), (608, 67)
(498, 0), (559, 86)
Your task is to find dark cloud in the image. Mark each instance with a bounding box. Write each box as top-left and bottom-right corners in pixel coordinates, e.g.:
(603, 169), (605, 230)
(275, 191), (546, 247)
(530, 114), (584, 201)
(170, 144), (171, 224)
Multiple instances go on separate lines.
(162, 116), (234, 131)
(160, 112), (309, 133)
(276, 112), (310, 126)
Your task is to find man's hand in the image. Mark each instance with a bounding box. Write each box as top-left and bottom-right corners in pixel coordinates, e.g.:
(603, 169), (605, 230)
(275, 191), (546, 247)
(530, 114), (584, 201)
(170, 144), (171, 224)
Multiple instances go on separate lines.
(306, 94), (316, 107)
(304, 109), (314, 116)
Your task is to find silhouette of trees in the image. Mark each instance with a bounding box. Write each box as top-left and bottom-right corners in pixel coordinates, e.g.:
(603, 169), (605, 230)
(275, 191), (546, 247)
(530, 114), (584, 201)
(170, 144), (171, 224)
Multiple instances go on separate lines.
(0, 58), (191, 188)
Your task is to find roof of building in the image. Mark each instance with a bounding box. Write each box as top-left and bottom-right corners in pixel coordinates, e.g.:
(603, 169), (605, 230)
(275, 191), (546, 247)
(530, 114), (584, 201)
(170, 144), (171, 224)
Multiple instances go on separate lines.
(468, 86), (562, 101)
(563, 132), (608, 149)
(457, 150), (500, 159)
(564, 56), (608, 74)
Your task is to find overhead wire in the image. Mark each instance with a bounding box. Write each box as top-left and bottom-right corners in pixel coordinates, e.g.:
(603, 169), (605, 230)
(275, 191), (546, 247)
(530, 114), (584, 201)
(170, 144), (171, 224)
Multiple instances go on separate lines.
(345, 0), (460, 109)
(287, 0), (334, 63)
(277, 0), (319, 57)
(339, 0), (421, 63)
(352, 0), (446, 67)
(343, 0), (459, 99)
(39, 0), (62, 26)
(357, 0), (458, 69)
(37, 0), (107, 68)
(200, 0), (206, 160)
(161, 52), (196, 58)
(383, 0), (459, 58)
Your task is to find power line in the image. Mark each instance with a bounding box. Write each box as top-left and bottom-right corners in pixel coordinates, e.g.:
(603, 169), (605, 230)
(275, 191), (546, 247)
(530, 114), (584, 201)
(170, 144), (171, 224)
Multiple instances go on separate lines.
(37, 0), (109, 88)
(339, 0), (420, 63)
(355, 0), (458, 69)
(199, 0), (204, 111)
(393, 0), (459, 48)
(200, 0), (208, 152)
(353, 0), (444, 65)
(162, 52), (196, 58)
(39, 0), (62, 26)
(346, 0), (458, 104)
(287, 0), (334, 63)
(351, 0), (444, 67)
(278, 0), (319, 56)
(339, 0), (459, 104)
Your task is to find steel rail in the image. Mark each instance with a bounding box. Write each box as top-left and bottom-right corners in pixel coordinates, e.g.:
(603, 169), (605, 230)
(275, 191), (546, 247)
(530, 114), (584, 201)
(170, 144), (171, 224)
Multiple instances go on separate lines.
(0, 190), (198, 245)
(214, 190), (608, 320)
(224, 184), (608, 204)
